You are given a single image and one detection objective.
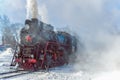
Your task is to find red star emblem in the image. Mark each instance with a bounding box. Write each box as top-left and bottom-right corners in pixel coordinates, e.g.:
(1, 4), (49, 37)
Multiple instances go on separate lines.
(25, 35), (32, 42)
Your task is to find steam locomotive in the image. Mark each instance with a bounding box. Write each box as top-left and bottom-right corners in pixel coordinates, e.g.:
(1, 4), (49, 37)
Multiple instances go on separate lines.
(11, 18), (77, 70)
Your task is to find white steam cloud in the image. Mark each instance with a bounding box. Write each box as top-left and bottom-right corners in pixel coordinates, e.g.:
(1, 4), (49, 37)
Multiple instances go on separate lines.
(45, 0), (120, 72)
(38, 4), (48, 23)
(26, 0), (38, 19)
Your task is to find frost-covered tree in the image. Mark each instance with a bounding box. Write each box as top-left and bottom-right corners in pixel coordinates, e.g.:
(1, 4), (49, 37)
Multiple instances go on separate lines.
(0, 15), (16, 47)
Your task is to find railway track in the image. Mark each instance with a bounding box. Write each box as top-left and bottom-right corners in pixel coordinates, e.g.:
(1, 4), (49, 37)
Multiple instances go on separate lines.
(0, 70), (24, 75)
(0, 70), (46, 79)
(0, 70), (29, 79)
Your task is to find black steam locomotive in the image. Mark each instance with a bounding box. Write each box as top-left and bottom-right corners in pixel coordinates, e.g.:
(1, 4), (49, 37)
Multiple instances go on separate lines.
(11, 18), (77, 70)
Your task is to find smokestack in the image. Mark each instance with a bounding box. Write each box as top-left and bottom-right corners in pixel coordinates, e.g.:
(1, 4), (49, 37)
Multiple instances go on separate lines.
(26, 0), (38, 19)
(31, 18), (38, 24)
(25, 19), (31, 25)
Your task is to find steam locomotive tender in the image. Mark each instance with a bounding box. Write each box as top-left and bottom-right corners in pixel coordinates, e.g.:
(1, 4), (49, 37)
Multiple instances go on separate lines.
(11, 18), (77, 70)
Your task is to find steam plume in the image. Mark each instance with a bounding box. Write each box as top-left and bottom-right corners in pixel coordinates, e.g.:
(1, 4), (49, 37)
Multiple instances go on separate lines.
(26, 0), (38, 19)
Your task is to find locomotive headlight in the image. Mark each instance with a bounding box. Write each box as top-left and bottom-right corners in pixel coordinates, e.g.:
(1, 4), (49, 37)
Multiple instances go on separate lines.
(31, 54), (34, 58)
(23, 60), (25, 63)
(25, 24), (30, 30)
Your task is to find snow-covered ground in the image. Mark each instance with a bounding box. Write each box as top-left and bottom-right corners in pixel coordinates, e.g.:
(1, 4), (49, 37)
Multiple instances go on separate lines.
(0, 48), (120, 80)
(0, 48), (92, 80)
(93, 71), (120, 80)
(0, 48), (14, 72)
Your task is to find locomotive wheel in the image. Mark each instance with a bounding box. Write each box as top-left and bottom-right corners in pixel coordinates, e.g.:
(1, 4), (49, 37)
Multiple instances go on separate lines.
(33, 63), (39, 71)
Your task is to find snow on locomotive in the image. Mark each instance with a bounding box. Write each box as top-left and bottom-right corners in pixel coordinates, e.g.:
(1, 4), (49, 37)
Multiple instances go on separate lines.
(11, 18), (77, 70)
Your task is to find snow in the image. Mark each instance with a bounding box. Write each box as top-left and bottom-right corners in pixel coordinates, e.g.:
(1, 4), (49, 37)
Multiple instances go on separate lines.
(0, 48), (14, 72)
(93, 71), (120, 80)
(8, 66), (91, 80)
(0, 48), (120, 80)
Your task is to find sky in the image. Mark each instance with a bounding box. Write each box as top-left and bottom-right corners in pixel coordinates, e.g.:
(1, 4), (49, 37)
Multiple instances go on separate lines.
(0, 0), (120, 27)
